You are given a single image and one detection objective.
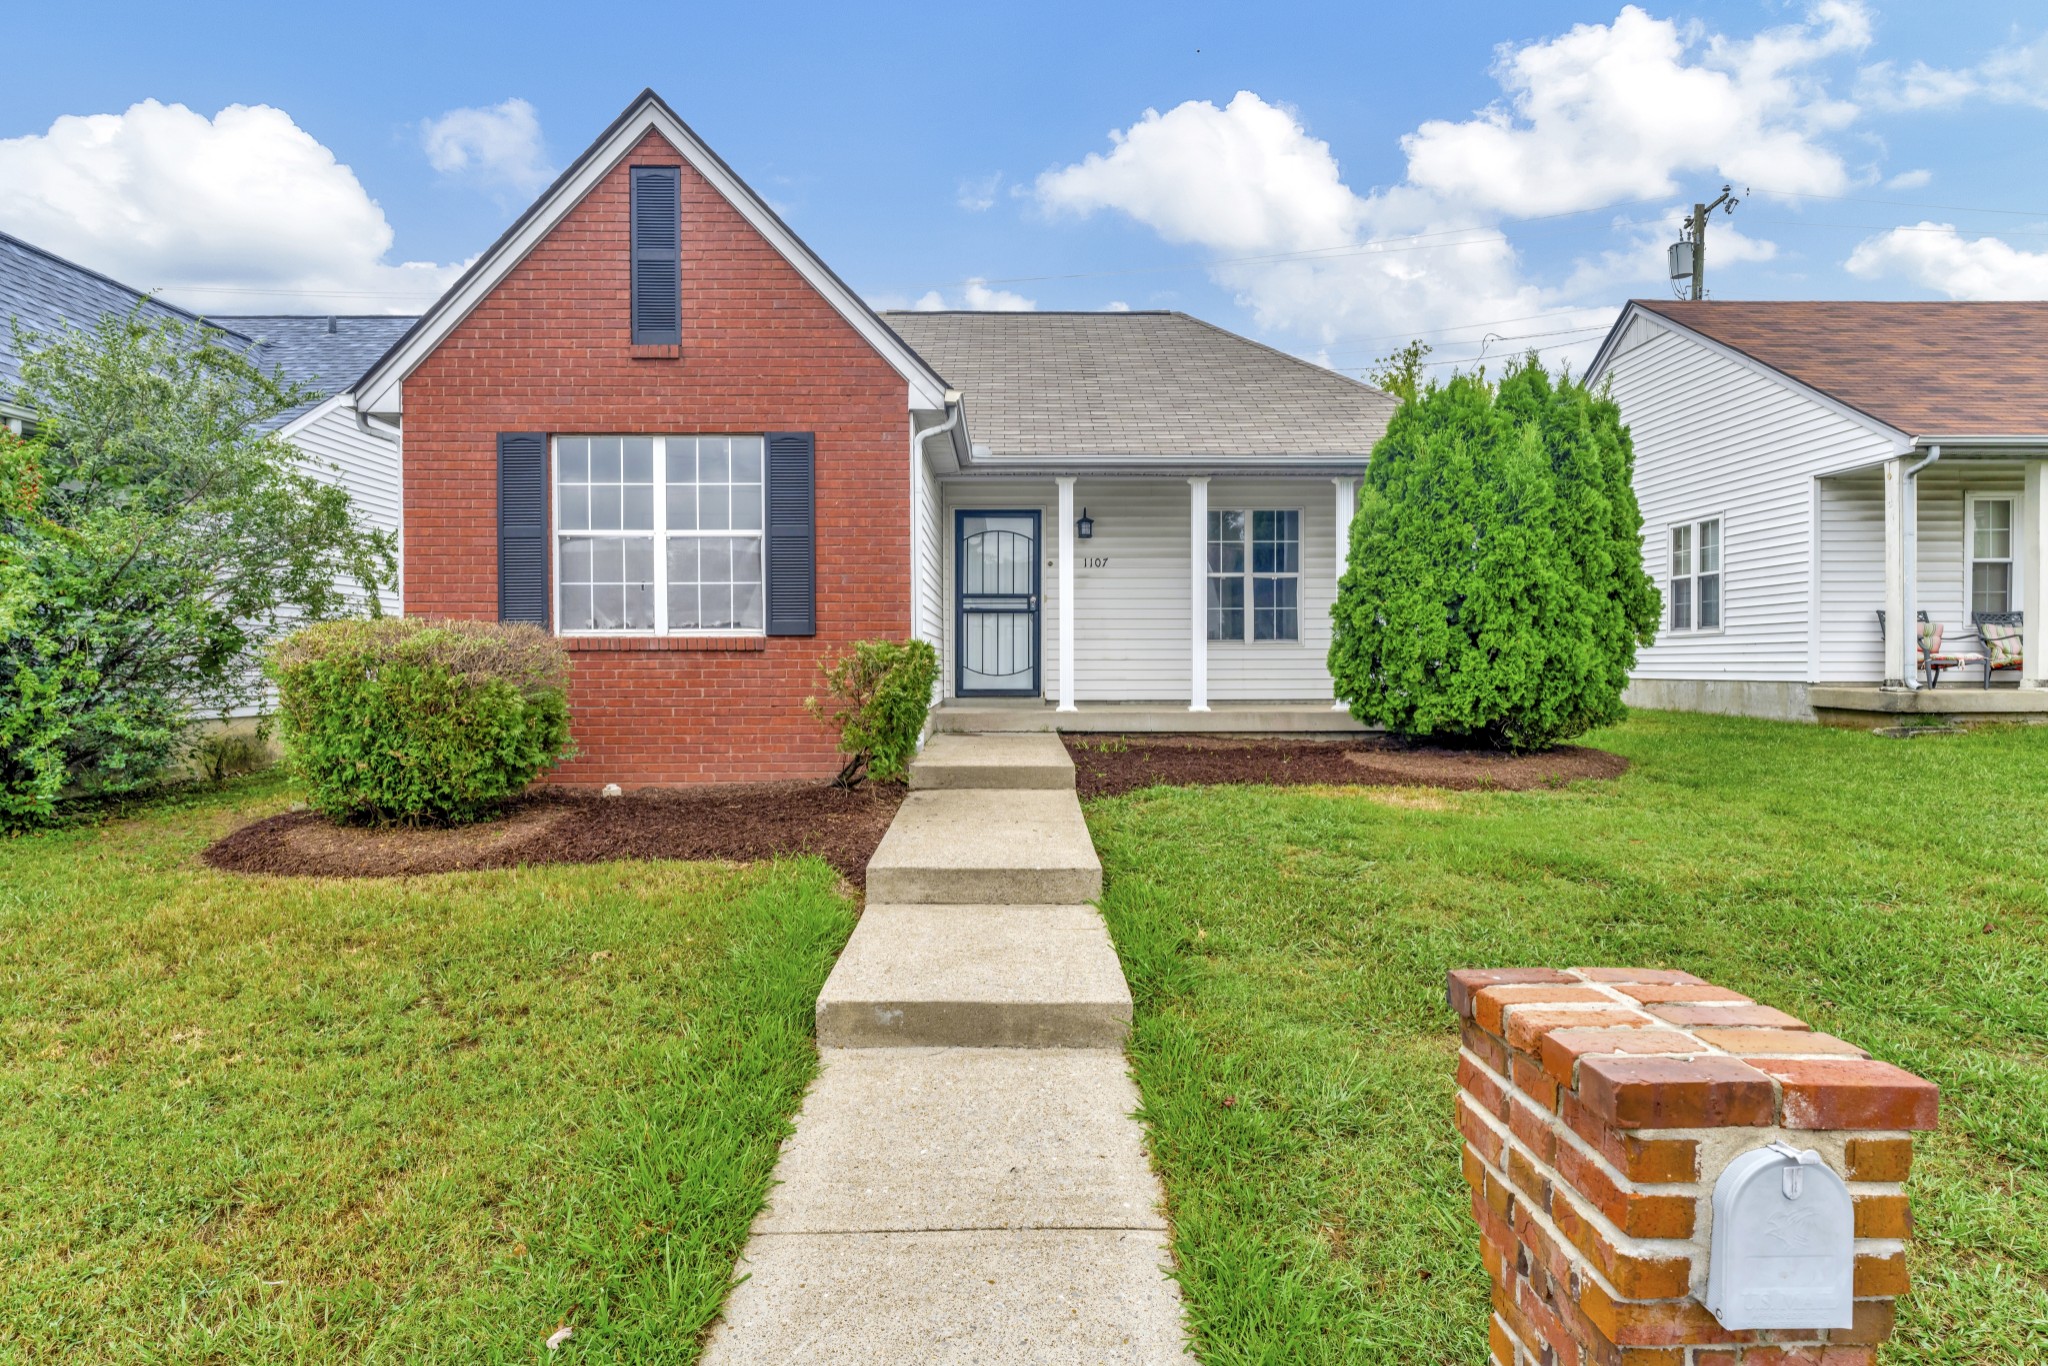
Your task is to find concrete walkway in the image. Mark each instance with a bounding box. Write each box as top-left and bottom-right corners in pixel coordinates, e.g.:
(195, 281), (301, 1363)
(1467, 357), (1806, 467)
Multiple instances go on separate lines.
(702, 733), (1192, 1364)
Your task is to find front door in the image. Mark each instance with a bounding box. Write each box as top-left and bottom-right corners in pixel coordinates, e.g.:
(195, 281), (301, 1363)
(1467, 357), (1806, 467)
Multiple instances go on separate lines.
(955, 510), (1041, 696)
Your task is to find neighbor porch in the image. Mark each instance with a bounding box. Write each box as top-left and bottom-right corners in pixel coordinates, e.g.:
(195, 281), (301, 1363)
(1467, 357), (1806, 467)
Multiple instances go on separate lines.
(1814, 447), (2048, 720)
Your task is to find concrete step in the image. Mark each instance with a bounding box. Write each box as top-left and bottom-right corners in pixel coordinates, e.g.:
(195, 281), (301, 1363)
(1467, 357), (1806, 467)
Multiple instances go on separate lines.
(701, 1228), (1193, 1365)
(865, 789), (1102, 905)
(910, 732), (1076, 791)
(753, 1047), (1163, 1233)
(818, 905), (1131, 1048)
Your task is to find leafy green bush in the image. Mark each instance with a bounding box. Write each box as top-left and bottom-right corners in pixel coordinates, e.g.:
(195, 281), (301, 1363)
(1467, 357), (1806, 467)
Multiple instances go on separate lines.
(806, 638), (939, 787)
(1329, 359), (1660, 752)
(0, 312), (394, 829)
(269, 619), (573, 825)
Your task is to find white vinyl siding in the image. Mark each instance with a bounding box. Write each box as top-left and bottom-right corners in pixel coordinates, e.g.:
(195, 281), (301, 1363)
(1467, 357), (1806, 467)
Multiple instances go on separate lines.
(283, 397), (401, 616)
(937, 476), (1340, 704)
(1600, 317), (1901, 684)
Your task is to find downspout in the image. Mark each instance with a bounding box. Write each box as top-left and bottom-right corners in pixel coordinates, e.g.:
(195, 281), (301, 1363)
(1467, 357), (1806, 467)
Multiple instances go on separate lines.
(1901, 443), (1942, 688)
(351, 399), (407, 616)
(913, 389), (966, 720)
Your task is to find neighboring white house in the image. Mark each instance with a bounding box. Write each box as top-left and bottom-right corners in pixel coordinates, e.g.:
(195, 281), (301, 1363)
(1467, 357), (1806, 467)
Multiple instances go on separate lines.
(0, 232), (415, 614)
(1589, 299), (2048, 724)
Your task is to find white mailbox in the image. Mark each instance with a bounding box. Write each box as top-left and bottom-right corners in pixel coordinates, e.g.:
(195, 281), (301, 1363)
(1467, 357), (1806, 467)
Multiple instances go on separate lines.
(1705, 1141), (1855, 1330)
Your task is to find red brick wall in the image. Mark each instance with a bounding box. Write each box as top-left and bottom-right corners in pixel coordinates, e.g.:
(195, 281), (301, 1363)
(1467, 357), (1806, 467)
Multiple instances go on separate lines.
(401, 130), (910, 785)
(1447, 967), (1938, 1366)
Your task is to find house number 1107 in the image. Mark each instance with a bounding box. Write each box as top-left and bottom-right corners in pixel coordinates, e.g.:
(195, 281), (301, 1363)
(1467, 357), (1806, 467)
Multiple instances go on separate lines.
(1081, 556), (1110, 569)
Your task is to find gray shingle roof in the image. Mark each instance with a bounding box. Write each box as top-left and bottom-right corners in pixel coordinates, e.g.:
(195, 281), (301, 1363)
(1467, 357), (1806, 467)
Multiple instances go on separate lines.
(0, 231), (246, 409)
(212, 315), (419, 427)
(0, 231), (417, 430)
(881, 310), (1395, 462)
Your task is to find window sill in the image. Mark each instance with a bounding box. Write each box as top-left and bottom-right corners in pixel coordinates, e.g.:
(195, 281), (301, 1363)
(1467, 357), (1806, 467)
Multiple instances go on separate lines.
(561, 635), (766, 652)
(629, 343), (680, 360)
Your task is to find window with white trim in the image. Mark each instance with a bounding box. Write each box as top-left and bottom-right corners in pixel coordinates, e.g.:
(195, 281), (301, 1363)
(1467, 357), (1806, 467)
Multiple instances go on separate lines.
(1967, 494), (2015, 616)
(1667, 517), (1721, 631)
(554, 435), (765, 634)
(1207, 508), (1300, 641)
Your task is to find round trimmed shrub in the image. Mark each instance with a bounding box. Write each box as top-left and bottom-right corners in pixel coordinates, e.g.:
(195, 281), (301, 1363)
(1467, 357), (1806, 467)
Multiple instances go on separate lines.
(268, 618), (574, 825)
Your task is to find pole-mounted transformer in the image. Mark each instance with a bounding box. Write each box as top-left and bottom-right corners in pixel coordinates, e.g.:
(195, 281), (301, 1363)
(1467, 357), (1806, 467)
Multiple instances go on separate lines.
(1670, 185), (1740, 301)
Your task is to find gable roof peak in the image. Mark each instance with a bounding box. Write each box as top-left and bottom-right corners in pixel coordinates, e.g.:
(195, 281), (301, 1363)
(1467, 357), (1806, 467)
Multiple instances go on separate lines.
(352, 89), (951, 417)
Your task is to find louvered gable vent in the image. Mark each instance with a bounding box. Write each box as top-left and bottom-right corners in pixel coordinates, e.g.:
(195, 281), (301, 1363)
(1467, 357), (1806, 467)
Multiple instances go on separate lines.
(630, 165), (681, 345)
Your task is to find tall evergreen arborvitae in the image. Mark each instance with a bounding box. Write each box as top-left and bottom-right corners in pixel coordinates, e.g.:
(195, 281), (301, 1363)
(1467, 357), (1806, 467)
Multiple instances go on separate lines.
(1329, 357), (1659, 751)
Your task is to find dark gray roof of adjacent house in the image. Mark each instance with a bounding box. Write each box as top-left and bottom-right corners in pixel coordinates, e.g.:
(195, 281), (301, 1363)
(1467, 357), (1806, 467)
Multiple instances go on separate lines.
(212, 315), (420, 427)
(881, 310), (1396, 461)
(0, 231), (252, 409)
(0, 232), (420, 430)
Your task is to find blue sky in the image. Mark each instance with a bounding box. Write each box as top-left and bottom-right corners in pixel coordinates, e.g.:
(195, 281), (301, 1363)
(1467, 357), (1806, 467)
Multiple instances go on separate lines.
(6, 1), (2048, 374)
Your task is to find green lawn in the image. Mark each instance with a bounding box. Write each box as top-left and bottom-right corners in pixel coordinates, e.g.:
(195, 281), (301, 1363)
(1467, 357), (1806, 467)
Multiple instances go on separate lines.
(1085, 710), (2048, 1365)
(0, 777), (854, 1364)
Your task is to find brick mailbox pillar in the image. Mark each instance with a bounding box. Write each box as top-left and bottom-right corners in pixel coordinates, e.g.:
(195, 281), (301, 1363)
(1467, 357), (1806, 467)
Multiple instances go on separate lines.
(1447, 967), (1939, 1366)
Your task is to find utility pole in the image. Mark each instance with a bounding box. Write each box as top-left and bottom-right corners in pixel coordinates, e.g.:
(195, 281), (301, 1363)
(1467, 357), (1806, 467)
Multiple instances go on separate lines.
(1672, 185), (1739, 301)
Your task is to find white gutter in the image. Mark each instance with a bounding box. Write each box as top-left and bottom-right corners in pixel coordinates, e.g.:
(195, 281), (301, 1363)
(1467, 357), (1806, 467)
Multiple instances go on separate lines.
(1901, 444), (1941, 688)
(348, 396), (407, 615)
(909, 391), (963, 642)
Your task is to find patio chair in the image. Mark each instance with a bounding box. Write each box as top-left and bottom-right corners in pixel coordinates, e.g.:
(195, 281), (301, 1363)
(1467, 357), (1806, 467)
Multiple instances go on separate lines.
(1876, 609), (1984, 688)
(1972, 610), (2024, 688)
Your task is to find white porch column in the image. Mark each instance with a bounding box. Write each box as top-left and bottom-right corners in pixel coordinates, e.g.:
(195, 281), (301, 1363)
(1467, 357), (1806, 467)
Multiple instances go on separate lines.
(2025, 462), (2048, 689)
(1883, 455), (1911, 689)
(1056, 475), (1078, 711)
(1189, 476), (1210, 711)
(1332, 476), (1358, 709)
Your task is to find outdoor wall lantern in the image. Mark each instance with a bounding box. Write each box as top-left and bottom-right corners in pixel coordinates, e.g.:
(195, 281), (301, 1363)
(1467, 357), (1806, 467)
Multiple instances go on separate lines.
(1076, 508), (1094, 539)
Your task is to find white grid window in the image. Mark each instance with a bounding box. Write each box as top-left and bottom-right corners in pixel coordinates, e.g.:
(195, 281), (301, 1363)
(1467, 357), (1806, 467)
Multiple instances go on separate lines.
(1968, 495), (2015, 617)
(554, 435), (765, 635)
(1668, 517), (1721, 631)
(1208, 508), (1300, 642)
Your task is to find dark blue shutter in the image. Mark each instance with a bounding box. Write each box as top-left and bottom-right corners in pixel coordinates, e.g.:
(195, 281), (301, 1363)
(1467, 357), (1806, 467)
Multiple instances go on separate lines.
(630, 165), (681, 345)
(497, 432), (549, 627)
(764, 432), (816, 636)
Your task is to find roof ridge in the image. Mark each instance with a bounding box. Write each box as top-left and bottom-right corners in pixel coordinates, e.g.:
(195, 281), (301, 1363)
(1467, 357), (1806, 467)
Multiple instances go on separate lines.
(876, 308), (1177, 316)
(1165, 310), (1392, 397)
(0, 230), (255, 343)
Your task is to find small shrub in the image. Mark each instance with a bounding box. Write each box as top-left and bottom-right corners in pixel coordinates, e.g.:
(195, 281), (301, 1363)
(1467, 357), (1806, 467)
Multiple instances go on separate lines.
(806, 638), (938, 787)
(269, 619), (573, 825)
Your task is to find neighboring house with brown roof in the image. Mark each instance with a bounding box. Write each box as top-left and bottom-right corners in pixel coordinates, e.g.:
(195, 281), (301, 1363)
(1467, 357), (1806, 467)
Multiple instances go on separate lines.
(1589, 299), (2048, 724)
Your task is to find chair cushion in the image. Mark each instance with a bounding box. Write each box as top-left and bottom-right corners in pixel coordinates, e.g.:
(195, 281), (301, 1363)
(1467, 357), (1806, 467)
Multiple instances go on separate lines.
(1917, 620), (1944, 659)
(1981, 622), (2024, 668)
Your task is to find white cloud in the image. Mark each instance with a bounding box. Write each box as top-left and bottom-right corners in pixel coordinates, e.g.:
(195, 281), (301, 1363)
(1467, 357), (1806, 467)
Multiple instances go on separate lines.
(0, 100), (462, 314)
(911, 277), (1036, 311)
(1105, 300), (1131, 312)
(1029, 5), (1880, 373)
(1884, 168), (1933, 190)
(1858, 32), (2048, 111)
(420, 97), (552, 193)
(956, 172), (1004, 212)
(1845, 223), (2048, 298)
(1399, 2), (1866, 217)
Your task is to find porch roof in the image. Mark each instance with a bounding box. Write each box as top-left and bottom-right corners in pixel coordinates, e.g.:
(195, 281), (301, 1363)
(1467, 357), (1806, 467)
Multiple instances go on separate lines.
(882, 310), (1395, 464)
(1630, 299), (2048, 441)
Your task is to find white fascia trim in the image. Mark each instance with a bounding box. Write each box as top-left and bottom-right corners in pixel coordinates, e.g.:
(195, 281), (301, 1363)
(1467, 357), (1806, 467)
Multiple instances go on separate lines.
(355, 94), (951, 419)
(275, 389), (368, 444)
(1592, 303), (1914, 457)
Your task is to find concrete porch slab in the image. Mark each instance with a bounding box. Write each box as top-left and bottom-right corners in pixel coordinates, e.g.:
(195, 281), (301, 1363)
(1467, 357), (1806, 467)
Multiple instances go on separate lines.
(754, 1047), (1163, 1234)
(911, 732), (1076, 790)
(700, 1228), (1193, 1365)
(817, 904), (1131, 1048)
(865, 789), (1102, 905)
(1811, 684), (2048, 724)
(935, 699), (1369, 736)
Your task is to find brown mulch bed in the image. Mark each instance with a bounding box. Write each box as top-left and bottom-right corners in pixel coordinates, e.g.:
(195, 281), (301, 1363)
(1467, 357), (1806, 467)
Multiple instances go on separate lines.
(1064, 735), (1628, 800)
(200, 780), (904, 885)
